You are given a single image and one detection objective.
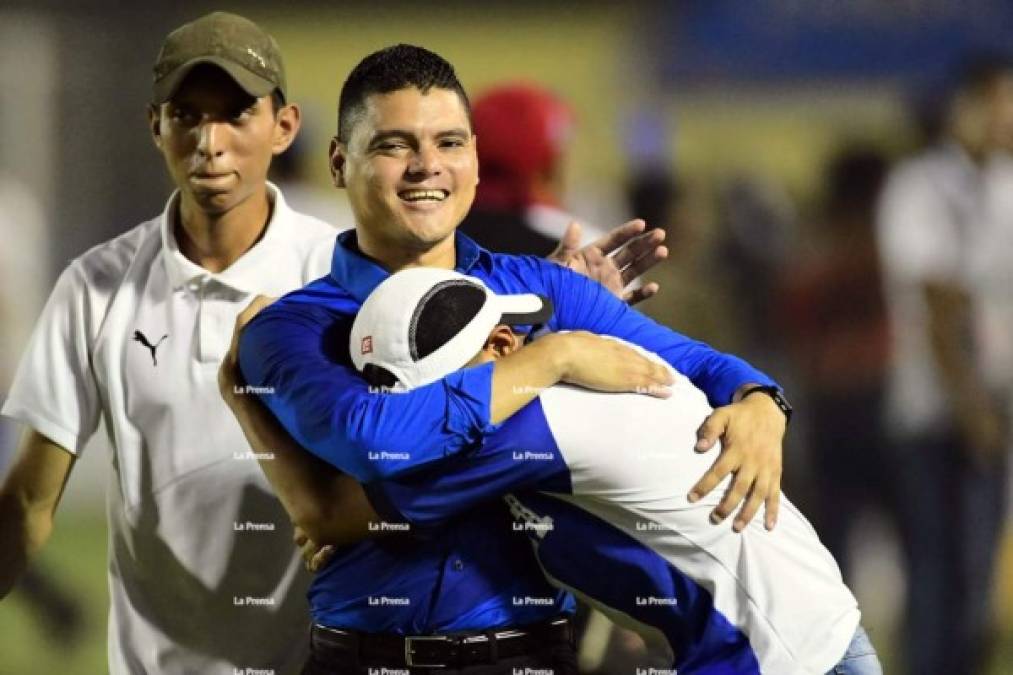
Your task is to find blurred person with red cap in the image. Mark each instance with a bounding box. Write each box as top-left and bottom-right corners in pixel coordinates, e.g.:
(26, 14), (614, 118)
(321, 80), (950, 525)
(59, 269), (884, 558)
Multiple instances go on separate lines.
(460, 83), (610, 258)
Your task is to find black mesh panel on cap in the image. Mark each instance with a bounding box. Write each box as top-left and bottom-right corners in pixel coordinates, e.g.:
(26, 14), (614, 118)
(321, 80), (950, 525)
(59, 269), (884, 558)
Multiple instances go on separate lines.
(409, 280), (487, 361)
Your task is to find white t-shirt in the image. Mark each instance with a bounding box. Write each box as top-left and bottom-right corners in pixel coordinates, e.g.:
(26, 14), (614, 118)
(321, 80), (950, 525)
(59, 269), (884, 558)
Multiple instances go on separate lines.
(2, 184), (339, 675)
(518, 365), (859, 674)
(877, 143), (1013, 436)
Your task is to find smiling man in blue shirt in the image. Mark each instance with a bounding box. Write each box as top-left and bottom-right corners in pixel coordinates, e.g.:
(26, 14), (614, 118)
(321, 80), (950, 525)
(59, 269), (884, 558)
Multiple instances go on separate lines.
(235, 44), (788, 673)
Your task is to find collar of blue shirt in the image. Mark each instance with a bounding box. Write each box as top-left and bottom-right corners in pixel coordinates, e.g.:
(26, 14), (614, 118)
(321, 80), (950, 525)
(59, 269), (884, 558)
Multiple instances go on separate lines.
(329, 229), (495, 303)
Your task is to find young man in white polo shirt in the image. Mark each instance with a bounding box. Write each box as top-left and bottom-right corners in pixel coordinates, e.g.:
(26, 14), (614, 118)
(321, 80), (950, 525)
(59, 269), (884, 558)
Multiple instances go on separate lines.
(0, 14), (672, 675)
(0, 12), (340, 674)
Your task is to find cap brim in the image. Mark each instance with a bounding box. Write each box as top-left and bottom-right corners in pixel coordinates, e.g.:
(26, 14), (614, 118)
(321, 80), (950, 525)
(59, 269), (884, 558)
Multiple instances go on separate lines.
(152, 56), (277, 104)
(495, 294), (554, 326)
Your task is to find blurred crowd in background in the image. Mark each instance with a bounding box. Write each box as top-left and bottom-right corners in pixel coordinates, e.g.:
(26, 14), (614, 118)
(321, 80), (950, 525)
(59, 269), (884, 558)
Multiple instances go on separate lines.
(1, 1), (1012, 674)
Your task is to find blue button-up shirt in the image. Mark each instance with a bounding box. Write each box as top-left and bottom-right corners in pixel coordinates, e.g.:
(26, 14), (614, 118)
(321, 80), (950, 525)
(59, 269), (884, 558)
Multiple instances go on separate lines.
(238, 230), (776, 634)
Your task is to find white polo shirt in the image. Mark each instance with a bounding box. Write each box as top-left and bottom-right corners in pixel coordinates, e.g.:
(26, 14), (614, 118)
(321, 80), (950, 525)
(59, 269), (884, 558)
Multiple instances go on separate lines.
(2, 184), (339, 675)
(877, 143), (1013, 436)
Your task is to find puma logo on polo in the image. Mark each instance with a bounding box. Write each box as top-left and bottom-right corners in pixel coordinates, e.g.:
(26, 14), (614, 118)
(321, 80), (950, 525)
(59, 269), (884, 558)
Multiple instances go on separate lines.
(133, 330), (168, 366)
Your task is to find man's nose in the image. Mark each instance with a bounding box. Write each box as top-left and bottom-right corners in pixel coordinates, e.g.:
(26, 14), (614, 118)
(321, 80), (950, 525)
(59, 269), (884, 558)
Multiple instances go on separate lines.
(196, 121), (226, 159)
(407, 145), (441, 176)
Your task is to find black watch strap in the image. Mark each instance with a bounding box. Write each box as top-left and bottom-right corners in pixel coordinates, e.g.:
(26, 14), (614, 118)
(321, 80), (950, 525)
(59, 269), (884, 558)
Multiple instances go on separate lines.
(741, 385), (792, 424)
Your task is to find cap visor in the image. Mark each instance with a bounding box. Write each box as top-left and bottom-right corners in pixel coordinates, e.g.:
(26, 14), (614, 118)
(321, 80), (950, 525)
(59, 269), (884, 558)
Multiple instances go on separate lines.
(496, 294), (554, 326)
(152, 56), (276, 104)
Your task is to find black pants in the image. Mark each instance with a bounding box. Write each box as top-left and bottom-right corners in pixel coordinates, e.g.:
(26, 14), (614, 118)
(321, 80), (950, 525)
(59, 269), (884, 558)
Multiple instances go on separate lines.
(302, 628), (577, 675)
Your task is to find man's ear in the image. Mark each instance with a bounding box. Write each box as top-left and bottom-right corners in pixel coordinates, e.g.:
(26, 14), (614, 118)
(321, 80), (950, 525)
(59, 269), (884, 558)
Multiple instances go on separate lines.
(472, 133), (479, 186)
(329, 137), (347, 188)
(272, 102), (301, 155)
(486, 324), (521, 358)
(148, 105), (163, 150)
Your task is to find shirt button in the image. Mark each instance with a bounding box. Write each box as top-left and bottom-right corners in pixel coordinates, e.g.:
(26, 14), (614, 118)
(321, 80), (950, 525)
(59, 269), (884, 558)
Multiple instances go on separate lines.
(452, 560), (464, 571)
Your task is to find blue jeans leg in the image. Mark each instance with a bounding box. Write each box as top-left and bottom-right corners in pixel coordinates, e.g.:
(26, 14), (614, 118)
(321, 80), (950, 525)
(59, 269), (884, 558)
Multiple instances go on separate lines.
(825, 626), (883, 675)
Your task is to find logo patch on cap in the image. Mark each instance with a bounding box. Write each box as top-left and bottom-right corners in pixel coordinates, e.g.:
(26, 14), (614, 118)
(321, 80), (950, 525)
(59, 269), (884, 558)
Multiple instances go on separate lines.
(361, 336), (373, 355)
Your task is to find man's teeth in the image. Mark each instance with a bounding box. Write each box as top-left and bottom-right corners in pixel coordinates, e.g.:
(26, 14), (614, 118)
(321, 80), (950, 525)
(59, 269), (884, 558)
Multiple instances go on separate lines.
(400, 189), (447, 202)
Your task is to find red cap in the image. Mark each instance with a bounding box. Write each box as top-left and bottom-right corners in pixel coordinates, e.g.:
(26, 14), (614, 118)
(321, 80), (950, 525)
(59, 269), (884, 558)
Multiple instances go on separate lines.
(472, 83), (574, 208)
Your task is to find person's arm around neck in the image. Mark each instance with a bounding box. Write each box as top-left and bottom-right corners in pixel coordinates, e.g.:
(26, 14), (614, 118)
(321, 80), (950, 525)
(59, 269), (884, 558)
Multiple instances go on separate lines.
(0, 430), (75, 598)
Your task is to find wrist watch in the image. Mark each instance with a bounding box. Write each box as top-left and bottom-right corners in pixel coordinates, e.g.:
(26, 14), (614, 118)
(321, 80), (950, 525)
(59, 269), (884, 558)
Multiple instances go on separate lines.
(741, 385), (793, 425)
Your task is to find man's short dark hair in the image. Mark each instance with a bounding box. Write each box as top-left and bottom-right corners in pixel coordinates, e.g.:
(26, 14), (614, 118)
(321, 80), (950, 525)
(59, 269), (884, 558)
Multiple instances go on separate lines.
(953, 52), (1013, 100)
(337, 44), (471, 143)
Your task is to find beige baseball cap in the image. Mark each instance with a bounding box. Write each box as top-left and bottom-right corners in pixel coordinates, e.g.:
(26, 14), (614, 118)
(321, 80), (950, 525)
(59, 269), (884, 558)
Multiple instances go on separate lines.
(152, 11), (286, 105)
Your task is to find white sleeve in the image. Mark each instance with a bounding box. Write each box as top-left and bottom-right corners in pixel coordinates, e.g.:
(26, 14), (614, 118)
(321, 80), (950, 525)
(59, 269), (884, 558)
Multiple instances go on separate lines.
(876, 162), (962, 284)
(0, 262), (101, 455)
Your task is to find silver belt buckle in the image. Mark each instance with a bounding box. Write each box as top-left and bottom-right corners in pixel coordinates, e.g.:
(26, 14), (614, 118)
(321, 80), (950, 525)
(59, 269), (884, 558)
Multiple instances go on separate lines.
(404, 634), (450, 668)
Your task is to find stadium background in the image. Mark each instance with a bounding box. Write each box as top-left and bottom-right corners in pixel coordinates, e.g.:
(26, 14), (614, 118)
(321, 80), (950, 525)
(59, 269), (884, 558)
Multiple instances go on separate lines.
(0, 1), (1011, 673)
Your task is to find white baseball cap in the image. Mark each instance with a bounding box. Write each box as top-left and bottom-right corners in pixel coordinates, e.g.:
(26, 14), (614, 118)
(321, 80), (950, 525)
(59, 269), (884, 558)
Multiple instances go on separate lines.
(350, 268), (553, 390)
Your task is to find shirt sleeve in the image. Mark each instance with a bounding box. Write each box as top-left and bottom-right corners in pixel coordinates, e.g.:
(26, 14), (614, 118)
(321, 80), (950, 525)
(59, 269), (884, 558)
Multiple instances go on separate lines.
(511, 256), (777, 406)
(238, 301), (499, 482)
(1, 262), (101, 455)
(363, 399), (572, 531)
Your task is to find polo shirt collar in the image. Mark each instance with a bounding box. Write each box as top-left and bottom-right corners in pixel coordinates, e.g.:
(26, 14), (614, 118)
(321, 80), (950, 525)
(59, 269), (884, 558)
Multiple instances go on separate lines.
(330, 228), (493, 303)
(160, 182), (296, 294)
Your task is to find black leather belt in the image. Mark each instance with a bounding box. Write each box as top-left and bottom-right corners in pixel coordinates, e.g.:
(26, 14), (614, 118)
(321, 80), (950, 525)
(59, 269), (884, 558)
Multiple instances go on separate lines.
(309, 615), (573, 669)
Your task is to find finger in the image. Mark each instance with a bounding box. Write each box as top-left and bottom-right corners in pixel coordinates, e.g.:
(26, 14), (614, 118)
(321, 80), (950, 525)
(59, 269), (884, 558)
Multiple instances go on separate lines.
(300, 539), (320, 566)
(547, 221), (584, 262)
(611, 228), (666, 273)
(711, 469), (756, 524)
(695, 410), (728, 452)
(764, 473), (782, 531)
(733, 477), (769, 532)
(591, 219), (646, 256)
(584, 247), (624, 292)
(623, 282), (660, 306)
(309, 545), (335, 573)
(238, 295), (276, 329)
(688, 453), (737, 502)
(619, 243), (669, 287)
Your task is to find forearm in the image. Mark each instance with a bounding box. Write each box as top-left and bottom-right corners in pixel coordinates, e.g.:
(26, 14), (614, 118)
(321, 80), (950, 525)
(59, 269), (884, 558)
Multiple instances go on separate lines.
(489, 333), (568, 424)
(0, 431), (73, 598)
(226, 392), (380, 547)
(0, 494), (39, 598)
(925, 282), (988, 401)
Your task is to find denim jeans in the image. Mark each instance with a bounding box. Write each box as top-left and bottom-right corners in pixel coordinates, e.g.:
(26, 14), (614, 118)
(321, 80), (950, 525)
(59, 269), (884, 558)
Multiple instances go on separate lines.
(825, 626), (883, 675)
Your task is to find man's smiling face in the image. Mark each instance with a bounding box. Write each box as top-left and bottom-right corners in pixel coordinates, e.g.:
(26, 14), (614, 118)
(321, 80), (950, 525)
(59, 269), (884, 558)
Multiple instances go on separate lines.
(332, 86), (479, 254)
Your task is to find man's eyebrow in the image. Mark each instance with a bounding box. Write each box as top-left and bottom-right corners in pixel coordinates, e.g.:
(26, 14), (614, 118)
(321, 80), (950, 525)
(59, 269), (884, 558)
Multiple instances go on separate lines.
(436, 128), (471, 138)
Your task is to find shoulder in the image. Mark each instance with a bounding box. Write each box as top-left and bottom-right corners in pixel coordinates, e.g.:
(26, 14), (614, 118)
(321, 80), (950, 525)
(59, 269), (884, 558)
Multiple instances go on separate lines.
(65, 218), (160, 296)
(249, 276), (357, 337)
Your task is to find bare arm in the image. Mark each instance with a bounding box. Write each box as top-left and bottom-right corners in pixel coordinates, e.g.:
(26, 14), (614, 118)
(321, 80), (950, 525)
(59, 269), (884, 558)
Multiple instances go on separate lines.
(0, 429), (75, 598)
(219, 298), (379, 548)
(925, 281), (1005, 462)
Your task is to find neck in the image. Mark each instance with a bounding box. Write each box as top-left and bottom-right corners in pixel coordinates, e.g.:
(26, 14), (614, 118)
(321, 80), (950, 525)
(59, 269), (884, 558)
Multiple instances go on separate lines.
(175, 186), (271, 273)
(356, 228), (457, 272)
